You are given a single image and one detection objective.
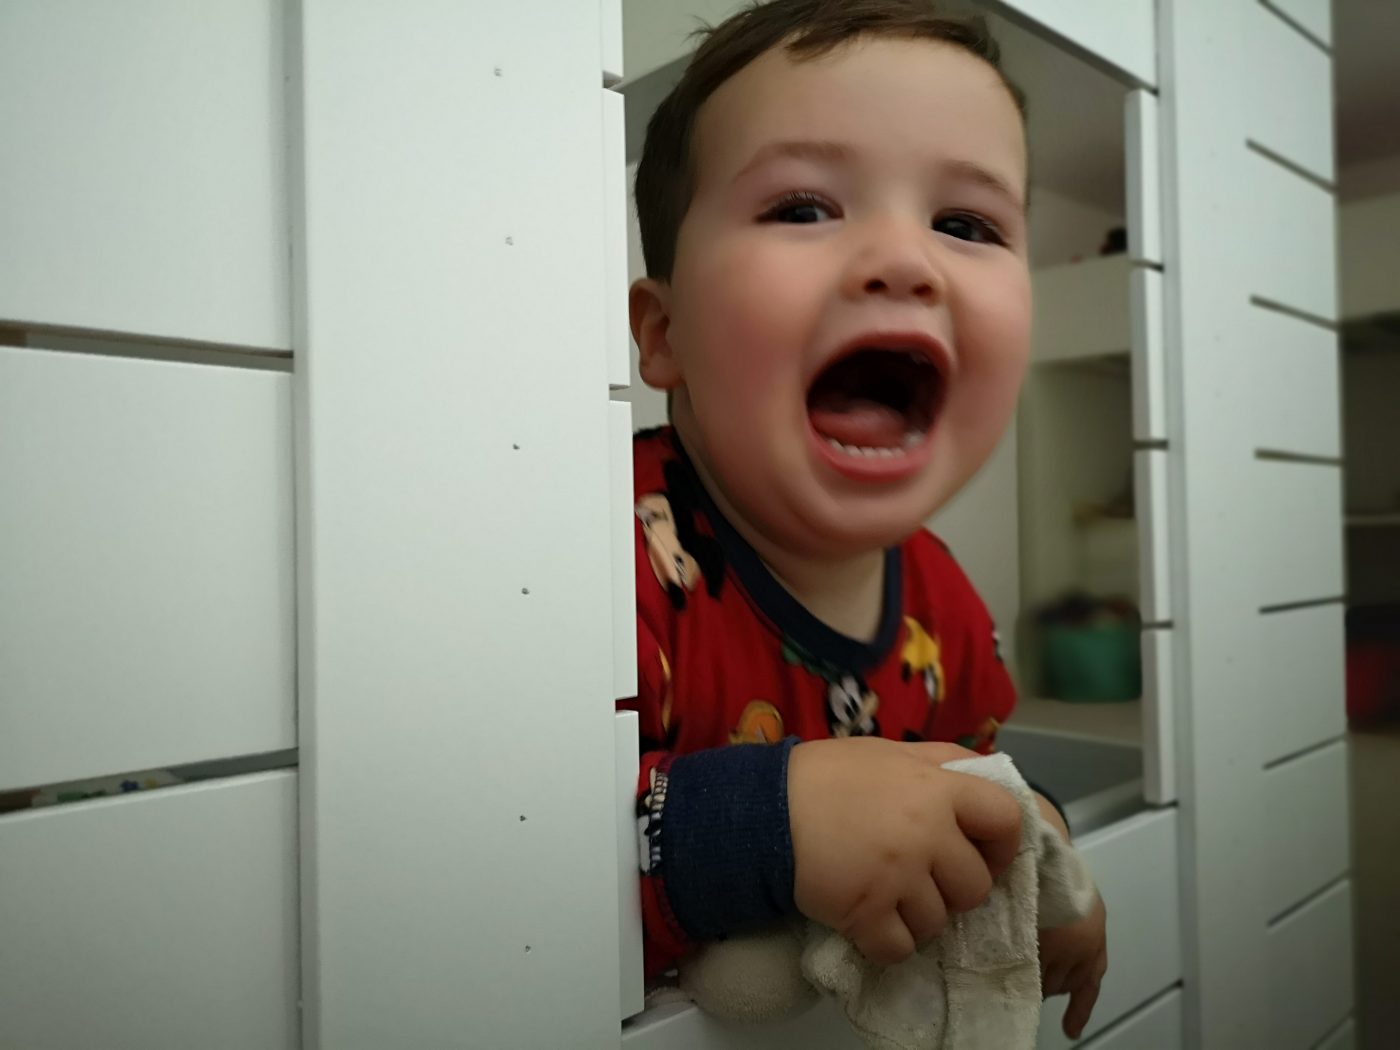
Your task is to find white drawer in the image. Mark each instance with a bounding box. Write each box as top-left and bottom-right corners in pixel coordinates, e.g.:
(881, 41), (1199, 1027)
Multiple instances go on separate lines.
(1246, 151), (1338, 322)
(1141, 627), (1176, 805)
(0, 0), (290, 349)
(1037, 809), (1181, 1049)
(1130, 267), (1167, 442)
(611, 400), (639, 701)
(616, 712), (645, 1022)
(0, 348), (296, 790)
(1259, 603), (1346, 764)
(1246, 1), (1334, 184)
(623, 999), (863, 1050)
(1135, 449), (1171, 624)
(600, 0), (624, 84)
(1250, 306), (1340, 459)
(1254, 461), (1343, 610)
(604, 89), (631, 390)
(1264, 0), (1332, 45)
(1264, 741), (1350, 921)
(1077, 987), (1182, 1050)
(0, 772), (299, 1050)
(1268, 880), (1354, 1050)
(1125, 90), (1162, 267)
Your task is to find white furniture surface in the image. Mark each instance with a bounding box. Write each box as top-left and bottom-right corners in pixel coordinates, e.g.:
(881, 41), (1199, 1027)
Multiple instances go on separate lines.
(0, 346), (295, 791)
(0, 0), (290, 350)
(0, 773), (299, 1050)
(1267, 880), (1355, 1050)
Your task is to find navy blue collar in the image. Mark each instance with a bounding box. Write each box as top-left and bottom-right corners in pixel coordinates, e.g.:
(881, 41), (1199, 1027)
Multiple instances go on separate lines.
(669, 432), (903, 674)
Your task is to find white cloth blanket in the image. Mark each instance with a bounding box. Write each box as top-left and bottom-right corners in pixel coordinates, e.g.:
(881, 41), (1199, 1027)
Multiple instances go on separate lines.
(674, 752), (1099, 1050)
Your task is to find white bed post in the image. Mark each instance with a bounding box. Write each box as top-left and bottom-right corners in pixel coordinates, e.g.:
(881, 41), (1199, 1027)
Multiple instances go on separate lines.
(290, 4), (625, 1046)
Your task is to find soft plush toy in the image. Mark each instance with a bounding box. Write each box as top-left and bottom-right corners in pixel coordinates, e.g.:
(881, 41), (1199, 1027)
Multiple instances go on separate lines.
(670, 752), (1098, 1050)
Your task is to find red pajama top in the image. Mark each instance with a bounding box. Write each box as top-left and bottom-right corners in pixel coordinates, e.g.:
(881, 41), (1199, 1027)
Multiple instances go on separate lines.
(619, 427), (1016, 978)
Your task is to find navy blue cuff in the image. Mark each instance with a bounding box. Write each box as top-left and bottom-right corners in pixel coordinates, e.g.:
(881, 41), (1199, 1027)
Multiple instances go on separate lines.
(658, 738), (798, 941)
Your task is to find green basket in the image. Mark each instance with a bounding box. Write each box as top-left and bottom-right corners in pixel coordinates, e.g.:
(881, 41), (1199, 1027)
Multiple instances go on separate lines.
(1041, 623), (1141, 702)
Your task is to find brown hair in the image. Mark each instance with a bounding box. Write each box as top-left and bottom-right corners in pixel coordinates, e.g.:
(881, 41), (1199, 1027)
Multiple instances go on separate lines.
(634, 0), (1027, 280)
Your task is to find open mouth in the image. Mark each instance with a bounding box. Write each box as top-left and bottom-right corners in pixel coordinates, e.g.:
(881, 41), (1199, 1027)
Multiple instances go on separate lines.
(806, 345), (944, 457)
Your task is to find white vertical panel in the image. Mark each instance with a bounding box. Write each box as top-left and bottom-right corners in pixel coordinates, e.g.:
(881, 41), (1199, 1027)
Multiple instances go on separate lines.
(1251, 307), (1341, 458)
(1077, 989), (1183, 1050)
(615, 712), (645, 1022)
(1141, 628), (1177, 804)
(1264, 741), (1349, 920)
(0, 347), (295, 792)
(1254, 462), (1344, 609)
(290, 3), (620, 1047)
(605, 89), (632, 390)
(1259, 604), (1346, 765)
(1131, 267), (1168, 441)
(986, 0), (1157, 86)
(1247, 152), (1339, 322)
(1135, 449), (1172, 623)
(1264, 0), (1332, 46)
(1267, 880), (1354, 1050)
(1125, 91), (1163, 266)
(601, 0), (624, 84)
(0, 0), (290, 350)
(1248, 2), (1335, 184)
(612, 400), (638, 700)
(1036, 809), (1181, 1049)
(1159, 1), (1274, 1043)
(0, 773), (299, 1050)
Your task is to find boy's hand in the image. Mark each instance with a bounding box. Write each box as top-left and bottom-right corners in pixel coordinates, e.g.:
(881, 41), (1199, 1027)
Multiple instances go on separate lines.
(1040, 892), (1108, 1040)
(787, 737), (1023, 967)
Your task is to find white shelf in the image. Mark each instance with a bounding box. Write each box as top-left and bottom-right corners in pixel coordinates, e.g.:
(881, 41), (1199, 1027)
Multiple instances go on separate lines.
(1031, 254), (1133, 365)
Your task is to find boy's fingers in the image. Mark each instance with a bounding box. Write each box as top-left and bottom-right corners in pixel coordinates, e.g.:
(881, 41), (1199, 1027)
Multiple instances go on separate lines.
(951, 781), (1022, 877)
(1062, 965), (1105, 1039)
(897, 882), (949, 945)
(853, 911), (916, 968)
(931, 836), (993, 914)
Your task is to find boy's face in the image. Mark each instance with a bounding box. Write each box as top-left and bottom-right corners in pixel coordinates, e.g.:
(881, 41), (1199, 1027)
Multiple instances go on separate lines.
(633, 37), (1031, 559)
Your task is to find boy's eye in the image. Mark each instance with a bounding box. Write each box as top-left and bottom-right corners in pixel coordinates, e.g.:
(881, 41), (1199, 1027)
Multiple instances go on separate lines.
(761, 192), (837, 224)
(933, 211), (1006, 245)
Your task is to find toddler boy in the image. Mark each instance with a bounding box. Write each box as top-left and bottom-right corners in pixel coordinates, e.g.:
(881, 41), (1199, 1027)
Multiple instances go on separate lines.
(621, 0), (1107, 1039)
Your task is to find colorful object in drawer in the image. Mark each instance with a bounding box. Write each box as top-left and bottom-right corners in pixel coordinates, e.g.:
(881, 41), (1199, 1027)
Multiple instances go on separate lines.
(1036, 593), (1142, 703)
(1346, 604), (1400, 724)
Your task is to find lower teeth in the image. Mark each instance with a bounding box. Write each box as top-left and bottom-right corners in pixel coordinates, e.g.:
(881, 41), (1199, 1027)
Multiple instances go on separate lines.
(825, 435), (924, 458)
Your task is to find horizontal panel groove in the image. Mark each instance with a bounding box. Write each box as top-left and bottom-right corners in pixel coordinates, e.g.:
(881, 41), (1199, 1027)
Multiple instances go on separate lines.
(1247, 139), (1337, 193)
(1263, 734), (1346, 771)
(1256, 450), (1345, 466)
(11, 326), (293, 371)
(1142, 620), (1174, 631)
(1269, 872), (1349, 928)
(1261, 596), (1346, 615)
(1259, 0), (1331, 53)
(1130, 259), (1165, 273)
(1, 749), (301, 819)
(1135, 439), (1169, 451)
(1251, 296), (1339, 331)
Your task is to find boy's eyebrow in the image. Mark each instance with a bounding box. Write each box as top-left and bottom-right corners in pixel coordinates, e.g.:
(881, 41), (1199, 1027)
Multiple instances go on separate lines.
(733, 139), (852, 180)
(944, 159), (1026, 211)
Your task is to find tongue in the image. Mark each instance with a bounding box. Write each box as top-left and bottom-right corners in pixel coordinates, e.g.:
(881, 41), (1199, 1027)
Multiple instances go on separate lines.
(809, 397), (908, 448)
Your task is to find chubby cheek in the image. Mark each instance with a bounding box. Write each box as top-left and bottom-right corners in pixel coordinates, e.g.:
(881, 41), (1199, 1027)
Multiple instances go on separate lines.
(675, 244), (814, 421)
(951, 280), (1031, 436)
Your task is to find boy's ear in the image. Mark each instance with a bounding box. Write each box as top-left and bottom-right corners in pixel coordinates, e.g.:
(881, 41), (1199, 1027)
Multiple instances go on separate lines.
(629, 278), (684, 390)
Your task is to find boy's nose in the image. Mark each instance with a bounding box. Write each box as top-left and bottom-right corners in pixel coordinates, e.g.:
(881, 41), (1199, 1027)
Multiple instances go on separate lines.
(846, 227), (943, 304)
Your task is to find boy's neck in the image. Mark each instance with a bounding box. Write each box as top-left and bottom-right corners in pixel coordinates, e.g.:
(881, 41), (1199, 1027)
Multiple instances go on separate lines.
(674, 423), (888, 643)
